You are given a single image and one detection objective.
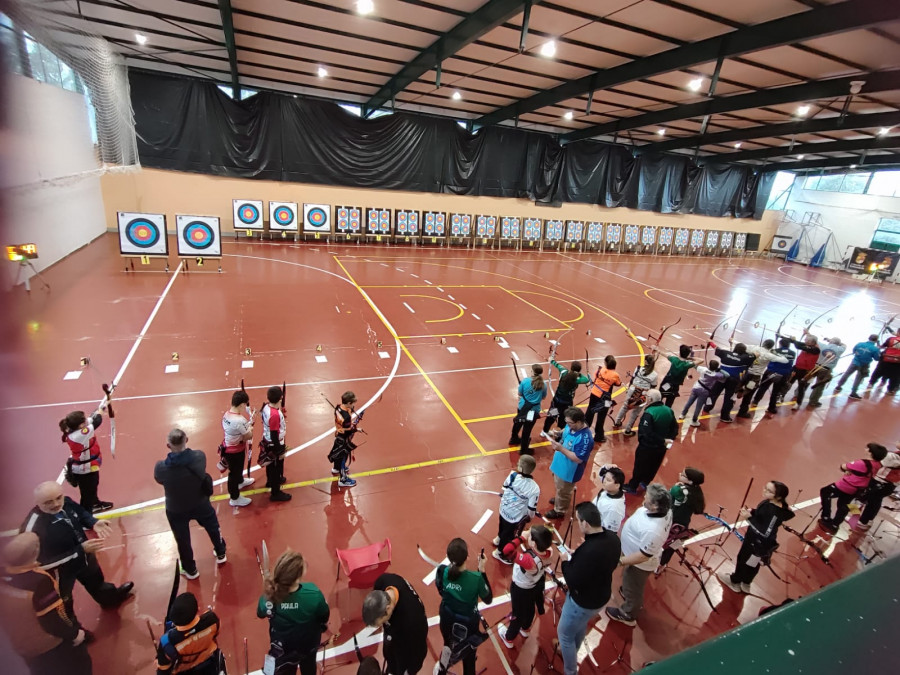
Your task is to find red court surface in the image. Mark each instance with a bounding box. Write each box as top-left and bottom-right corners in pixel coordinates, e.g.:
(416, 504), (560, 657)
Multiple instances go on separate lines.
(3, 234), (899, 674)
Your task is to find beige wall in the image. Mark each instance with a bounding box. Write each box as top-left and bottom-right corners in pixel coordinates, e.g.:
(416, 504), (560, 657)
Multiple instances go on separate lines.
(101, 168), (777, 242)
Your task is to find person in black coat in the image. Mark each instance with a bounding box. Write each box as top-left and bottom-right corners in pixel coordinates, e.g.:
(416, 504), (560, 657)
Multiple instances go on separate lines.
(21, 481), (133, 622)
(362, 573), (428, 674)
(154, 428), (227, 579)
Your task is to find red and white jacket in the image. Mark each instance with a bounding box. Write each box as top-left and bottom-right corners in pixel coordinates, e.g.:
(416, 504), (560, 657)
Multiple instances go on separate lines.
(65, 414), (103, 474)
(261, 404), (286, 444)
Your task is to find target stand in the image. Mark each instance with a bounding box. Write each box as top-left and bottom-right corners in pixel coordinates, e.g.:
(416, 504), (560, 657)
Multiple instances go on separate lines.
(176, 215), (223, 272)
(118, 212), (172, 273)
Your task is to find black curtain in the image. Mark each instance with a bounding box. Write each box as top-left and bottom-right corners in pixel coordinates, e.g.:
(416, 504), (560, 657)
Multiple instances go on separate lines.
(131, 71), (773, 219)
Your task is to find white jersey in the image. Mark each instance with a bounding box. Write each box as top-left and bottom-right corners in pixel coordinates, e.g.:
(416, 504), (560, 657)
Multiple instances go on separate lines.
(592, 491), (626, 533)
(499, 472), (541, 523)
(261, 404), (286, 443)
(620, 506), (673, 572)
(222, 411), (250, 449)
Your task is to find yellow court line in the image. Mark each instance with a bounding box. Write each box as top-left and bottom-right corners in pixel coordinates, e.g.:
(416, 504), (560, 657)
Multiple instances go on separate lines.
(334, 256), (488, 455)
(398, 328), (567, 339)
(360, 284), (497, 289)
(399, 294), (465, 323)
(513, 290), (585, 324)
(501, 287), (571, 330)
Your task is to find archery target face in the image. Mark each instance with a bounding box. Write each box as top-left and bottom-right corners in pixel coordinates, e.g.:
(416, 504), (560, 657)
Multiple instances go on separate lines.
(176, 215), (221, 257)
(566, 221), (583, 242)
(118, 212), (168, 256)
(233, 200), (263, 229)
(303, 203), (330, 233)
(269, 202), (299, 231)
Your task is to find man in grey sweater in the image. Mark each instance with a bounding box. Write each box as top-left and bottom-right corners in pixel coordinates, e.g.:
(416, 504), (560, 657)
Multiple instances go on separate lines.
(154, 428), (226, 579)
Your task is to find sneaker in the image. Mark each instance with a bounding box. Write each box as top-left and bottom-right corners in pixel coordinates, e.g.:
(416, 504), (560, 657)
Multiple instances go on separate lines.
(519, 627), (530, 637)
(807, 402), (822, 409)
(833, 387), (842, 393)
(612, 422), (622, 429)
(508, 437), (522, 446)
(690, 420), (701, 428)
(848, 393), (862, 400)
(623, 485), (638, 495)
(492, 549), (513, 565)
(677, 416), (685, 422)
(92, 501), (114, 513)
(270, 491), (292, 502)
(766, 408), (778, 415)
(595, 438), (607, 444)
(605, 606), (636, 627)
(215, 552), (227, 565)
(338, 477), (357, 487)
(818, 518), (838, 534)
(239, 476), (255, 488)
(492, 536), (501, 546)
(229, 496), (252, 507)
(181, 566), (200, 580)
(702, 405), (713, 413)
(331, 468), (340, 475)
(719, 416), (733, 423)
(791, 402), (800, 411)
(497, 624), (514, 648)
(623, 429), (635, 437)
(736, 411), (752, 419)
(717, 570), (742, 593)
(543, 509), (564, 519)
(740, 583), (752, 594)
(857, 521), (872, 531)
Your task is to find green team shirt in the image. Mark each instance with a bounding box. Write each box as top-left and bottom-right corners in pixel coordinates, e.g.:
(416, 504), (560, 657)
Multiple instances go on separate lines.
(436, 567), (491, 618)
(551, 359), (591, 385)
(257, 582), (330, 644)
(665, 355), (695, 386)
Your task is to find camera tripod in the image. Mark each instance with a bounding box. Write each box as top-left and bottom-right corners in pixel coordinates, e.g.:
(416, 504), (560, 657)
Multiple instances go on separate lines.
(14, 259), (50, 292)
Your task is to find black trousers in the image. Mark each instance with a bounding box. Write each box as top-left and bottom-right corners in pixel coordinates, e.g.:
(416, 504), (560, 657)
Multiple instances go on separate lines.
(264, 440), (287, 494)
(820, 484), (855, 526)
(225, 451), (245, 500)
(506, 582), (540, 639)
(438, 611), (480, 675)
(626, 443), (666, 490)
(59, 553), (121, 616)
(737, 373), (762, 415)
(584, 393), (610, 440)
(74, 472), (100, 511)
(28, 639), (93, 675)
(384, 632), (427, 675)
(860, 480), (896, 525)
(752, 373), (786, 413)
(274, 652), (316, 675)
(730, 533), (773, 585)
(496, 515), (525, 554)
(166, 502), (226, 572)
(510, 409), (538, 454)
(542, 394), (573, 433)
(706, 375), (740, 419)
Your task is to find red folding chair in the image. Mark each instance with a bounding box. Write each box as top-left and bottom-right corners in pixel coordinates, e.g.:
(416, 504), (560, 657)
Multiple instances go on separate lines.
(335, 538), (392, 588)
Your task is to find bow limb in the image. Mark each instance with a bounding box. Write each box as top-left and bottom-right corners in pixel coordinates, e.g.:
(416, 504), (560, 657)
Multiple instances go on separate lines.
(805, 305), (839, 337)
(101, 384), (116, 458)
(416, 544), (441, 568)
(511, 357), (521, 384)
(775, 304), (799, 339)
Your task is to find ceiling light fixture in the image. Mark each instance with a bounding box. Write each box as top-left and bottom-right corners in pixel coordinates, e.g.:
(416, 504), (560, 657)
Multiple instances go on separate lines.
(850, 164), (858, 169)
(657, 128), (666, 136)
(135, 33), (147, 45)
(878, 127), (891, 136)
(688, 77), (703, 92)
(734, 143), (742, 149)
(317, 66), (328, 78)
(797, 154), (805, 160)
(540, 40), (557, 58)
(452, 90), (462, 101)
(796, 105), (810, 117)
(357, 0), (374, 15)
(564, 111), (574, 120)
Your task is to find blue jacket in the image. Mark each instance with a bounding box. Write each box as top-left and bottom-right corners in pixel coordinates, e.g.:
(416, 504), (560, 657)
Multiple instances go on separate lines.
(517, 377), (548, 413)
(851, 340), (881, 367)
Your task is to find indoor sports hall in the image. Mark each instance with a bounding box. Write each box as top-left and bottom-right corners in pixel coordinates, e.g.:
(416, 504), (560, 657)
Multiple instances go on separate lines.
(2, 2), (899, 675)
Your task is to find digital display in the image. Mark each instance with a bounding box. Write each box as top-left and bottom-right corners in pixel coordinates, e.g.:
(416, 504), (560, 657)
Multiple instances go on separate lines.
(6, 243), (39, 261)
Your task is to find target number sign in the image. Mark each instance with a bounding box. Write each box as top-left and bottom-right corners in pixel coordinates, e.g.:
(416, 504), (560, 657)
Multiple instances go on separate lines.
(118, 212), (168, 256)
(176, 215), (221, 257)
(303, 203), (331, 233)
(233, 200), (263, 229)
(268, 202), (299, 231)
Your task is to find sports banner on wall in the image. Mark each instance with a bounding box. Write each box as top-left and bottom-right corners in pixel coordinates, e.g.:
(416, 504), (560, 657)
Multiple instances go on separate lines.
(175, 215), (221, 257)
(233, 200), (263, 229)
(847, 247), (900, 276)
(303, 203), (330, 233)
(269, 202), (299, 231)
(118, 212), (168, 256)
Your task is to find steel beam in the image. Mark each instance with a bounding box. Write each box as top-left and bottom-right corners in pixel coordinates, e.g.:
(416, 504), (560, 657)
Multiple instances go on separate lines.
(217, 0), (240, 98)
(762, 154), (900, 172)
(362, 0), (539, 117)
(561, 69), (900, 144)
(639, 111), (900, 154)
(473, 0), (899, 129)
(702, 136), (900, 164)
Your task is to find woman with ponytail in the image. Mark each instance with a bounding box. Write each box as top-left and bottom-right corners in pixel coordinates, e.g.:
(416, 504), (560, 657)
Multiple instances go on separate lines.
(258, 550), (330, 675)
(60, 408), (113, 513)
(509, 364), (548, 455)
(614, 354), (659, 436)
(660, 467), (705, 567)
(435, 538), (492, 675)
(718, 480), (794, 595)
(543, 360), (590, 434)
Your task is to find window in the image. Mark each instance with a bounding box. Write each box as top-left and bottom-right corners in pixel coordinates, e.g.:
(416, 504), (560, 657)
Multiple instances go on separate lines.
(872, 218), (900, 252)
(838, 172), (871, 194)
(766, 171), (795, 210)
(868, 171), (900, 197)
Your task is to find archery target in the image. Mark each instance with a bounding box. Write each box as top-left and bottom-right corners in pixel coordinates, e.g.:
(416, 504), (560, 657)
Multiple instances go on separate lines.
(336, 206), (361, 233)
(545, 220), (563, 241)
(395, 210), (419, 235)
(233, 200), (263, 229)
(706, 231), (719, 248)
(268, 202), (298, 231)
(176, 215), (221, 257)
(476, 215), (496, 238)
(501, 217), (521, 239)
(367, 208), (391, 234)
(735, 233), (747, 250)
(566, 221), (584, 242)
(641, 227), (656, 246)
(659, 228), (674, 246)
(118, 212), (168, 256)
(450, 214), (472, 237)
(303, 203), (331, 233)
(690, 229), (704, 248)
(424, 212), (446, 236)
(606, 224), (621, 244)
(524, 218), (542, 241)
(721, 232), (734, 248)
(624, 224), (639, 245)
(675, 228), (689, 247)
(587, 222), (603, 244)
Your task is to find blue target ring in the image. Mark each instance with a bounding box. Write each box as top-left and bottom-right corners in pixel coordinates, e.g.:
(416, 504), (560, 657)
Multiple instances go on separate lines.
(273, 206), (294, 226)
(237, 203), (259, 225)
(183, 221), (214, 250)
(126, 218), (161, 249)
(306, 207), (327, 228)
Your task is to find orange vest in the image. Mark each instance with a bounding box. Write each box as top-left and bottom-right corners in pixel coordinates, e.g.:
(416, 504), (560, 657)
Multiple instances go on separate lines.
(590, 367), (621, 398)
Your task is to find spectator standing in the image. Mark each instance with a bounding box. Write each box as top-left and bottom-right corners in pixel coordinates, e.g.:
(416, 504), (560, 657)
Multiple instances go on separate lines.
(362, 573), (428, 675)
(544, 408), (595, 520)
(624, 391), (678, 494)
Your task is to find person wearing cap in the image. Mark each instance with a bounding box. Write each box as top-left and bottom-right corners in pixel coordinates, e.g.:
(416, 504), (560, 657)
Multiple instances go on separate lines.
(623, 390), (678, 493)
(156, 592), (224, 674)
(21, 482), (133, 621)
(0, 532), (92, 675)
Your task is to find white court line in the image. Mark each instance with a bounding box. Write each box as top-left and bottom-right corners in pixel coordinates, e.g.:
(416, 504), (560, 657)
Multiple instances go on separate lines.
(471, 509), (493, 534)
(459, 304), (467, 310)
(423, 557), (449, 586)
(671, 334), (682, 339)
(510, 351), (519, 361)
(448, 294), (455, 300)
(410, 273), (419, 278)
(334, 305), (340, 314)
(486, 324), (496, 331)
(471, 313), (480, 320)
(594, 337), (606, 344)
(424, 279), (433, 285)
(56, 262), (184, 484)
(403, 302), (415, 313)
